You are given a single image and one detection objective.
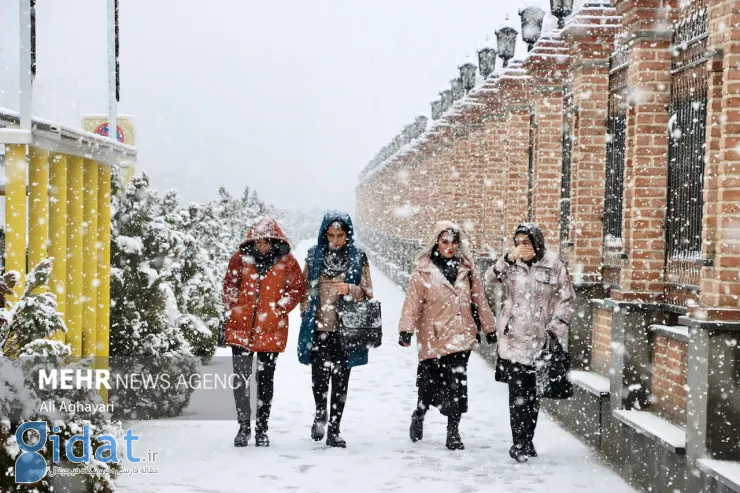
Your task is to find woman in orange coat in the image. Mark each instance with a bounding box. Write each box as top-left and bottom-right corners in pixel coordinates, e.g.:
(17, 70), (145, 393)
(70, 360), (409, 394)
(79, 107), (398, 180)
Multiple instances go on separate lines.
(223, 216), (306, 447)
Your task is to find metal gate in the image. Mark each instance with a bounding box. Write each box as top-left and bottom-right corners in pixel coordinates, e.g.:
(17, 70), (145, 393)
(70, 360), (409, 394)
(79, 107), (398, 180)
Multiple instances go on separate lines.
(559, 79), (575, 263)
(602, 46), (629, 287)
(665, 0), (709, 301)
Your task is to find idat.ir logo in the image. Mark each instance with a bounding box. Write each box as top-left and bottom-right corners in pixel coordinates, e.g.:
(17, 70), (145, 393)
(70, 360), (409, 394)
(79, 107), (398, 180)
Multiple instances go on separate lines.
(15, 421), (142, 484)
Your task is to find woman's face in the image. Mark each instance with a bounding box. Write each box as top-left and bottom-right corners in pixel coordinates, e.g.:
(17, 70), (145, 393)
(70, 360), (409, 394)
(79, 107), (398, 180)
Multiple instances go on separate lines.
(515, 233), (535, 261)
(254, 238), (272, 255)
(437, 232), (459, 259)
(327, 225), (347, 250)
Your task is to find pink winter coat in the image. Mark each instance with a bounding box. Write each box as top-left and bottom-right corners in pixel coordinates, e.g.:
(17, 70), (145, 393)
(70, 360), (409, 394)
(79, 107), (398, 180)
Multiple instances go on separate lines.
(484, 248), (575, 366)
(398, 222), (496, 361)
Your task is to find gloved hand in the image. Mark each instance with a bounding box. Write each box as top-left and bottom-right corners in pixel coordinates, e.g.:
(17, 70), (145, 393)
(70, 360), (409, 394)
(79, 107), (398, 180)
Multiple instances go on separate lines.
(486, 331), (498, 345)
(399, 332), (412, 347)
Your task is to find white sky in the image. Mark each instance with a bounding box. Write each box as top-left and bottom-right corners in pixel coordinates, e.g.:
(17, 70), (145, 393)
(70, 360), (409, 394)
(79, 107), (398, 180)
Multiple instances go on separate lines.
(0, 0), (562, 213)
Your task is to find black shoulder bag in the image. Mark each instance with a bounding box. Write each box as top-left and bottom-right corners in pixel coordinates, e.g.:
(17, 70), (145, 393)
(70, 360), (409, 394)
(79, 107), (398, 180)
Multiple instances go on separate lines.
(534, 331), (574, 399)
(336, 296), (383, 352)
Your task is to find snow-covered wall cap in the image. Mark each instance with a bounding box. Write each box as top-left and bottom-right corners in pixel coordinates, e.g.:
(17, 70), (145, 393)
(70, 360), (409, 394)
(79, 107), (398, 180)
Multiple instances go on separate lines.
(478, 38), (496, 52)
(458, 55), (477, 68)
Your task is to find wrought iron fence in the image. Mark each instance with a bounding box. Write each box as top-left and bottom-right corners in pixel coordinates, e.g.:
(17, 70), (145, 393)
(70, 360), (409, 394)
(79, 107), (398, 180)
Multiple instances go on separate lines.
(559, 79), (575, 264)
(527, 109), (536, 222)
(602, 45), (629, 287)
(665, 0), (709, 299)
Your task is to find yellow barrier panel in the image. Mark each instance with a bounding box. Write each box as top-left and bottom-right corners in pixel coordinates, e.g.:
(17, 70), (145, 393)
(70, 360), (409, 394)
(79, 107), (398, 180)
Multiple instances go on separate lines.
(96, 164), (112, 403)
(82, 160), (98, 358)
(66, 155), (84, 358)
(49, 153), (68, 342)
(4, 144), (27, 298)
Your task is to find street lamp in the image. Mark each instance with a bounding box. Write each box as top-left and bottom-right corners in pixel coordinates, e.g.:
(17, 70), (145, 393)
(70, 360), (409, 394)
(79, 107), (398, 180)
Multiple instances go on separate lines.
(459, 59), (477, 92)
(440, 89), (453, 112)
(431, 100), (443, 120)
(414, 115), (428, 136)
(478, 45), (497, 78)
(495, 25), (518, 68)
(450, 77), (464, 101)
(551, 0), (575, 29)
(519, 6), (545, 51)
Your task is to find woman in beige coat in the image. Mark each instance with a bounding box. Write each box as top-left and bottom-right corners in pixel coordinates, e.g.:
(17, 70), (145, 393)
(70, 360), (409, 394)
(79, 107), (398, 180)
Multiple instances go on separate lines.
(484, 222), (575, 462)
(398, 221), (496, 450)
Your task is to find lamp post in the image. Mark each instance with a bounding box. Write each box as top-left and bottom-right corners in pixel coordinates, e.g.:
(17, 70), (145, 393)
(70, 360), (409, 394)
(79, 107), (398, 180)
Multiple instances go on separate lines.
(440, 89), (453, 113)
(478, 45), (497, 78)
(431, 100), (443, 120)
(495, 25), (518, 68)
(519, 6), (545, 51)
(551, 0), (575, 29)
(450, 77), (464, 101)
(459, 59), (477, 92)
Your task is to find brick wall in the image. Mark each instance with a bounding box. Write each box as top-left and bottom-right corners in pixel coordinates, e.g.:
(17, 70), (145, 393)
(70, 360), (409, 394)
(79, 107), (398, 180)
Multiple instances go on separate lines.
(591, 307), (613, 377)
(651, 335), (689, 425)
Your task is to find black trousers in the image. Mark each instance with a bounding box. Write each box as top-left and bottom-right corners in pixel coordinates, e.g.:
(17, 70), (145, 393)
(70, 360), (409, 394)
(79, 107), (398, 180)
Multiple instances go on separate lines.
(231, 346), (279, 432)
(507, 362), (540, 445)
(416, 350), (471, 418)
(310, 331), (351, 432)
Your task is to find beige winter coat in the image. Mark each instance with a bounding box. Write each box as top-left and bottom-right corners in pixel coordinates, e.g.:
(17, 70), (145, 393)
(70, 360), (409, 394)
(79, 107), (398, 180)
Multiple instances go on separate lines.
(484, 248), (575, 366)
(398, 221), (496, 361)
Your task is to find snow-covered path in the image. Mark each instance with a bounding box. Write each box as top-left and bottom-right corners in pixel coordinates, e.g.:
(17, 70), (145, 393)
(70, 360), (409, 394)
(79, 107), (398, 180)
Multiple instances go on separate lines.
(117, 241), (636, 493)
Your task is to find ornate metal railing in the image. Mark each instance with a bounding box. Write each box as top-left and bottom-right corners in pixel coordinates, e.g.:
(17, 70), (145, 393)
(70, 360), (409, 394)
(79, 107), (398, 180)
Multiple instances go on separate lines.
(602, 45), (629, 287)
(665, 0), (709, 302)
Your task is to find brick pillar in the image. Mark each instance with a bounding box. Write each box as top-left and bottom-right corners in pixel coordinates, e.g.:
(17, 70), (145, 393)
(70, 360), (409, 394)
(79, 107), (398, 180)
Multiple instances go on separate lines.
(698, 0), (740, 320)
(562, 3), (619, 283)
(614, 0), (675, 301)
(483, 117), (509, 253)
(500, 70), (532, 250)
(523, 35), (569, 248)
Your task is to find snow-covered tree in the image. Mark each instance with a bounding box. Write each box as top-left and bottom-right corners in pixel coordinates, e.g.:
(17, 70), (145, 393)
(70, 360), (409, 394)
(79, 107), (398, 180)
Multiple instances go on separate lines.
(109, 171), (197, 419)
(0, 260), (123, 493)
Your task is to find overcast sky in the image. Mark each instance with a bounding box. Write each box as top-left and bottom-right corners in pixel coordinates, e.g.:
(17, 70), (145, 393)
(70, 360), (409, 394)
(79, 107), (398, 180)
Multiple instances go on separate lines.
(1, 0), (561, 214)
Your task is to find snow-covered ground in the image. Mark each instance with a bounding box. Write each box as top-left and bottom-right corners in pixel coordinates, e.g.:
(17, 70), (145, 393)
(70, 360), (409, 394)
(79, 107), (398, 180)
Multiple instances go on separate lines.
(116, 241), (636, 493)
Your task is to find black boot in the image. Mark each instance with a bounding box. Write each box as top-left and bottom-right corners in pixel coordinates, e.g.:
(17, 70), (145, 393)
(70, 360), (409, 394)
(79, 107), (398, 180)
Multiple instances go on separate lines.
(234, 423), (250, 447)
(311, 410), (327, 441)
(509, 443), (528, 462)
(445, 415), (464, 450)
(409, 410), (424, 442)
(255, 420), (270, 447)
(326, 426), (346, 448)
(524, 441), (537, 458)
(255, 432), (269, 447)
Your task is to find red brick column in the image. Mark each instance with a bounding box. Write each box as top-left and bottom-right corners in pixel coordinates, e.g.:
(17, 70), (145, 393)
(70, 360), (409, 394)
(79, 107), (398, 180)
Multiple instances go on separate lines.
(562, 4), (619, 283)
(497, 69), (533, 250)
(697, 0), (740, 320)
(613, 0), (676, 301)
(523, 36), (569, 248)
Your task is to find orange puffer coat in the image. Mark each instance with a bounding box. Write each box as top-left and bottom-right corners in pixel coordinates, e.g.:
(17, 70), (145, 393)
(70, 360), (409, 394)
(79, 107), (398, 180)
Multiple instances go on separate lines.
(223, 217), (306, 352)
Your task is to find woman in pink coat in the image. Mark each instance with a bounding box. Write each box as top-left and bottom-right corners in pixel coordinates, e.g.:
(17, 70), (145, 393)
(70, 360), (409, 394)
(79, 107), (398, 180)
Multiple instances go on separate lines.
(398, 221), (496, 450)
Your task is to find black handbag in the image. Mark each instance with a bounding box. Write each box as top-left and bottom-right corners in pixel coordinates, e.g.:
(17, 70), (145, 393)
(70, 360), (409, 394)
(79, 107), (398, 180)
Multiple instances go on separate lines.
(336, 298), (382, 352)
(534, 331), (574, 399)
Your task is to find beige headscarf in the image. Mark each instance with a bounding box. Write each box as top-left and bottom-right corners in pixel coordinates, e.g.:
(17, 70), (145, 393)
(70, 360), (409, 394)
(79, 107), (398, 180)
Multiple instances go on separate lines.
(415, 220), (475, 267)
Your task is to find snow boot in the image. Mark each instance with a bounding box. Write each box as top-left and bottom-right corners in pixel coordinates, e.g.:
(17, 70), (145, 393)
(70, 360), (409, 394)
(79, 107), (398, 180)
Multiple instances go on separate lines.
(409, 410), (424, 442)
(509, 443), (528, 462)
(233, 423), (250, 447)
(445, 417), (464, 450)
(326, 426), (346, 448)
(255, 432), (270, 447)
(311, 410), (327, 441)
(523, 442), (537, 458)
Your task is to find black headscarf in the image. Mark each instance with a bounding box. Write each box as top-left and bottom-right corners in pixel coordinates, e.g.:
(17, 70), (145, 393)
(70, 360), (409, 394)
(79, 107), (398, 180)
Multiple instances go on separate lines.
(514, 222), (547, 265)
(242, 240), (288, 277)
(431, 229), (461, 286)
(321, 218), (351, 277)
